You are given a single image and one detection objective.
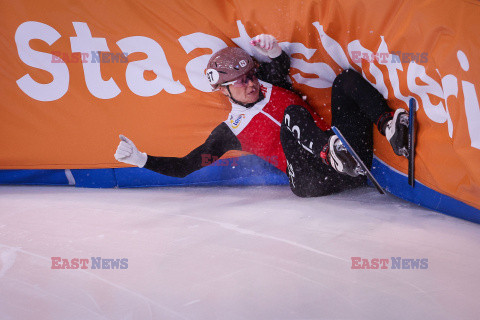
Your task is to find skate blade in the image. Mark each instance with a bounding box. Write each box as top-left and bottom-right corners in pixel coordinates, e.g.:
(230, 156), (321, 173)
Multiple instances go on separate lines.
(400, 147), (409, 158)
(355, 166), (366, 176)
(400, 116), (409, 126)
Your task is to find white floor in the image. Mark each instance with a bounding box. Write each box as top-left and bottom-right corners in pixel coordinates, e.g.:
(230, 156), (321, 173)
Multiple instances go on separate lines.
(0, 185), (479, 320)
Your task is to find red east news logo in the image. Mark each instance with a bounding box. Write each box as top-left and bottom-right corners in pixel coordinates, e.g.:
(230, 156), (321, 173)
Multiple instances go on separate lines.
(51, 257), (128, 270)
(351, 257), (428, 270)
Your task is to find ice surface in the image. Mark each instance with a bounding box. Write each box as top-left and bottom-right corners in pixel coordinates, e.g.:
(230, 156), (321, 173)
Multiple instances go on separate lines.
(0, 185), (479, 320)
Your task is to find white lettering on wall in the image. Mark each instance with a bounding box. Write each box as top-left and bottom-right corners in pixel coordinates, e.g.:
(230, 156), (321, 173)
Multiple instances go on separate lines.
(13, 20), (480, 150)
(15, 21), (69, 101)
(437, 71), (457, 138)
(376, 36), (411, 108)
(285, 43), (336, 89)
(407, 61), (447, 124)
(313, 22), (353, 70)
(458, 51), (480, 148)
(178, 32), (227, 92)
(347, 40), (388, 99)
(117, 36), (185, 96)
(70, 22), (120, 99)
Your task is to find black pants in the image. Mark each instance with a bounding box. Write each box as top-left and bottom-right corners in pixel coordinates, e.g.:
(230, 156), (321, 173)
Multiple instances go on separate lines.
(281, 69), (390, 197)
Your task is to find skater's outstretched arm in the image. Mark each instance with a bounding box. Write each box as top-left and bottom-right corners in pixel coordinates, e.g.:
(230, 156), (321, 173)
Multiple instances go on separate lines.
(114, 123), (242, 178)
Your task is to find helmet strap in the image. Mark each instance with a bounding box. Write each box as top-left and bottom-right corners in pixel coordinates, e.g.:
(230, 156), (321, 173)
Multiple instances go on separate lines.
(226, 86), (264, 108)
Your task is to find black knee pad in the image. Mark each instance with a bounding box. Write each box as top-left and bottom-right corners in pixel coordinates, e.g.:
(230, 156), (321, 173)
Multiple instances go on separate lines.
(333, 68), (361, 87)
(283, 104), (312, 126)
(284, 104), (308, 116)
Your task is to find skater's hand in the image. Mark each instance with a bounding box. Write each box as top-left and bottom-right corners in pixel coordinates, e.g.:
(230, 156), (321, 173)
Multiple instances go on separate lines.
(114, 135), (148, 167)
(250, 34), (282, 58)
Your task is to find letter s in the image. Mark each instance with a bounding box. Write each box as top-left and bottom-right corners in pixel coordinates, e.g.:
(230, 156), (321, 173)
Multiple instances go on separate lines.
(420, 258), (429, 269)
(15, 21), (69, 101)
(120, 258), (129, 269)
(71, 258), (79, 269)
(285, 42), (337, 89)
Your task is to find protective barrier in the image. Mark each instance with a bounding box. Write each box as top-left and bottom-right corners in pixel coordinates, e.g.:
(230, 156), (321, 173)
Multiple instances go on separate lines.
(1, 0), (479, 220)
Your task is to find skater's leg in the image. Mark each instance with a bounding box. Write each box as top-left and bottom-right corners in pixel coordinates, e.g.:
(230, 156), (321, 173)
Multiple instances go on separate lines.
(330, 69), (390, 168)
(331, 69), (409, 161)
(283, 104), (330, 157)
(281, 105), (365, 197)
(332, 69), (390, 123)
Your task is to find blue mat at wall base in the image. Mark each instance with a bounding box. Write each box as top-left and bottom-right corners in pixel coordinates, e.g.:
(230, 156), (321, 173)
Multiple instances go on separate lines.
(0, 169), (71, 186)
(1, 155), (478, 224)
(371, 156), (480, 224)
(0, 155), (289, 189)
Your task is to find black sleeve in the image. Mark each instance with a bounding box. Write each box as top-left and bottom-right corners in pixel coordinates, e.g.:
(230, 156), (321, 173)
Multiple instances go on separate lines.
(256, 51), (293, 90)
(143, 122), (242, 178)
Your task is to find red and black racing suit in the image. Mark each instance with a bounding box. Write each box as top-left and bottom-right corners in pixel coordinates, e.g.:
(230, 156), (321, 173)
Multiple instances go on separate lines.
(144, 52), (391, 197)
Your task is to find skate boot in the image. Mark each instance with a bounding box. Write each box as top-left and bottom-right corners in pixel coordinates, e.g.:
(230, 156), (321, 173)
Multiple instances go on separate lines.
(385, 108), (409, 157)
(321, 135), (364, 177)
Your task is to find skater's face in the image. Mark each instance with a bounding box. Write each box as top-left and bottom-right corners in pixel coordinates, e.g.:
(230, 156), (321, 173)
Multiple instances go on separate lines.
(219, 69), (260, 104)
